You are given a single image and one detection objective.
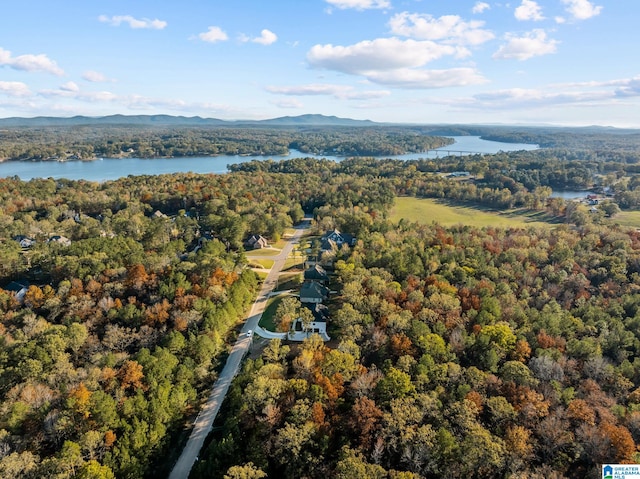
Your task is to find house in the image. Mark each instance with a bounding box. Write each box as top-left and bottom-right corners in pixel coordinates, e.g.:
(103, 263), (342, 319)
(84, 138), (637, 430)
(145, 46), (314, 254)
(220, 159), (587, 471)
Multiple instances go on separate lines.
(245, 234), (268, 250)
(288, 303), (330, 341)
(48, 235), (71, 247)
(152, 210), (168, 219)
(320, 229), (355, 251)
(300, 281), (329, 304)
(13, 235), (35, 248)
(4, 280), (29, 303)
(304, 264), (329, 283)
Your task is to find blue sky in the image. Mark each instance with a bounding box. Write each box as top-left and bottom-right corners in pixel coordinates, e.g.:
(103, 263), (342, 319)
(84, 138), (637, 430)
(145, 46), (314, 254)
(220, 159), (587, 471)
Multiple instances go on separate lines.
(0, 0), (636, 126)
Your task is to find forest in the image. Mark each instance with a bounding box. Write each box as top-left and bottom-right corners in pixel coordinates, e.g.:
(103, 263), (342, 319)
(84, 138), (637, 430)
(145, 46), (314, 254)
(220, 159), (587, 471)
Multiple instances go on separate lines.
(1, 139), (640, 477)
(0, 125), (453, 160)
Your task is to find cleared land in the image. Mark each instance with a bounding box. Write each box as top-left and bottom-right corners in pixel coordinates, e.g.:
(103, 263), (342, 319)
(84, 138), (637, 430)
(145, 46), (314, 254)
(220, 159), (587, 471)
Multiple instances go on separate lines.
(390, 197), (557, 228)
(609, 210), (640, 229)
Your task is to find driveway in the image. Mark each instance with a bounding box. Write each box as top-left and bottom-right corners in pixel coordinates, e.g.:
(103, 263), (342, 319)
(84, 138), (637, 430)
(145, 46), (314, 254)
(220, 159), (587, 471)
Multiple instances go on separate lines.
(168, 218), (309, 479)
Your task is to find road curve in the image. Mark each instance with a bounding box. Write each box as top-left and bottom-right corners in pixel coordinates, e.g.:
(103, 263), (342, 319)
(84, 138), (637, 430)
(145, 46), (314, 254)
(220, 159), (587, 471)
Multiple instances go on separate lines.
(168, 219), (309, 479)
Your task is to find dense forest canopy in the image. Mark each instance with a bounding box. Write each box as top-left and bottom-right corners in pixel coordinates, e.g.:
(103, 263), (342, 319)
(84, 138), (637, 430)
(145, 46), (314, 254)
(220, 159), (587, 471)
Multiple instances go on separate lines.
(1, 128), (640, 478)
(0, 124), (453, 160)
(1, 118), (638, 162)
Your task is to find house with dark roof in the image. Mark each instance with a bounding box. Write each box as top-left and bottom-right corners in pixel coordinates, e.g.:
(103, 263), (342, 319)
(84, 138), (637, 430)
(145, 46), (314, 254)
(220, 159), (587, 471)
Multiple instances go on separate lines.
(13, 235), (35, 248)
(289, 303), (330, 340)
(245, 234), (269, 250)
(300, 281), (329, 304)
(304, 264), (329, 283)
(320, 229), (355, 252)
(4, 280), (29, 302)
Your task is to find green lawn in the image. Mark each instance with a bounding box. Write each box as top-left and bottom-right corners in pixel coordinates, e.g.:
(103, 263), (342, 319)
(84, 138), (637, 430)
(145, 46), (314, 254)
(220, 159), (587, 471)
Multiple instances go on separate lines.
(276, 272), (302, 291)
(245, 247), (281, 257)
(609, 210), (640, 229)
(390, 197), (556, 228)
(259, 295), (291, 331)
(253, 258), (275, 269)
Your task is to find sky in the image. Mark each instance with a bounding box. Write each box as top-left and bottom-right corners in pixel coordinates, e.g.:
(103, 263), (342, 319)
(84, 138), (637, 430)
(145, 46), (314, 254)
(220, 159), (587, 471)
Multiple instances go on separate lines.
(0, 0), (637, 127)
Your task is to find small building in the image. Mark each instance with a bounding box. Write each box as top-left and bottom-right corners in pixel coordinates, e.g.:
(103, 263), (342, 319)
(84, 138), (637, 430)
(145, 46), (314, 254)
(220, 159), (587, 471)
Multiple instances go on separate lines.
(152, 210), (168, 219)
(304, 264), (329, 283)
(4, 280), (29, 303)
(245, 234), (268, 250)
(300, 281), (329, 304)
(13, 235), (35, 248)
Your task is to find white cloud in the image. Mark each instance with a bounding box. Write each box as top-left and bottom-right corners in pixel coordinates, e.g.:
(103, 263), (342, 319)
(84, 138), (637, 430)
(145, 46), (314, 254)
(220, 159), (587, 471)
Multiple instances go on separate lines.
(472, 2), (491, 14)
(365, 68), (487, 89)
(614, 77), (640, 98)
(98, 15), (167, 30)
(0, 81), (31, 97)
(561, 0), (602, 20)
(241, 29), (278, 45)
(266, 83), (390, 100)
(0, 47), (64, 76)
(307, 37), (487, 89)
(308, 38), (459, 74)
(493, 29), (558, 60)
(198, 26), (229, 43)
(325, 0), (391, 11)
(515, 0), (545, 21)
(389, 12), (494, 45)
(83, 71), (110, 82)
(60, 81), (79, 92)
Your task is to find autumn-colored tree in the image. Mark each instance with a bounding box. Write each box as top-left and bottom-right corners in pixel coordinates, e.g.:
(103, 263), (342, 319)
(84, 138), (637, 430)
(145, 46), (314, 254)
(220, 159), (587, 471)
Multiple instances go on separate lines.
(118, 360), (145, 392)
(68, 382), (92, 419)
(349, 396), (383, 450)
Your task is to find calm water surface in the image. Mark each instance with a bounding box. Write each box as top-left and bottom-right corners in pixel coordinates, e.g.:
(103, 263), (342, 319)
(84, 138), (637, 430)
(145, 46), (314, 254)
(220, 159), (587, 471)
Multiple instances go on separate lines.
(0, 136), (538, 182)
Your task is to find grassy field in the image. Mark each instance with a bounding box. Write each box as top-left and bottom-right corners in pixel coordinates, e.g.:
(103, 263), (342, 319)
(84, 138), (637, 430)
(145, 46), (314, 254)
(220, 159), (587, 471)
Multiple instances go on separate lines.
(390, 197), (558, 228)
(609, 210), (640, 229)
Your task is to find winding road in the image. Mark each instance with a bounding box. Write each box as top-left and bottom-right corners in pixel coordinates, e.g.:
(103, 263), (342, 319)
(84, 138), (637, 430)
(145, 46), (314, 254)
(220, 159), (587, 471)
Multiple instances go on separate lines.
(168, 219), (309, 479)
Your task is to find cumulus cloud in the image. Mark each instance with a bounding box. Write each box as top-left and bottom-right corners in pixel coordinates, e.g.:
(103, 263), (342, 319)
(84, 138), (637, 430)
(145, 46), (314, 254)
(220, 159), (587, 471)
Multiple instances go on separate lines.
(472, 2), (491, 14)
(83, 70), (112, 83)
(515, 0), (545, 21)
(98, 15), (167, 30)
(325, 0), (390, 10)
(241, 29), (278, 45)
(198, 26), (229, 43)
(308, 38), (459, 74)
(0, 81), (31, 97)
(389, 12), (494, 45)
(266, 83), (390, 100)
(493, 29), (558, 60)
(561, 0), (602, 20)
(307, 37), (487, 89)
(0, 47), (64, 76)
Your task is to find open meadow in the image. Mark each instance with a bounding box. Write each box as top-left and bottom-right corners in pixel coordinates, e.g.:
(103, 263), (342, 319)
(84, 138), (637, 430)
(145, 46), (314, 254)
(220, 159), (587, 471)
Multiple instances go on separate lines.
(390, 196), (558, 228)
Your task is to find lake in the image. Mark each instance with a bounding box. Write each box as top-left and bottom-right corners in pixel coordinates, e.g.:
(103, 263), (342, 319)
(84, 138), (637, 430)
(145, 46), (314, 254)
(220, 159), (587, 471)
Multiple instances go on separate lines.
(0, 136), (538, 182)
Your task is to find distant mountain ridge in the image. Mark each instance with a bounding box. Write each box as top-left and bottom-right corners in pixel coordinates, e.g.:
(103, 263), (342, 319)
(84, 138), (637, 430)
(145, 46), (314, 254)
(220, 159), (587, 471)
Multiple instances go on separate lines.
(0, 114), (378, 128)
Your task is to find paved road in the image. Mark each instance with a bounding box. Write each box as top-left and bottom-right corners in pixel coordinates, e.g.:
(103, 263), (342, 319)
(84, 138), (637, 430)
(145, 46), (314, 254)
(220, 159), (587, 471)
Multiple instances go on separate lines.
(168, 219), (309, 479)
